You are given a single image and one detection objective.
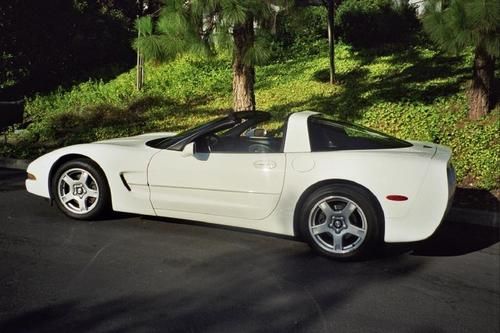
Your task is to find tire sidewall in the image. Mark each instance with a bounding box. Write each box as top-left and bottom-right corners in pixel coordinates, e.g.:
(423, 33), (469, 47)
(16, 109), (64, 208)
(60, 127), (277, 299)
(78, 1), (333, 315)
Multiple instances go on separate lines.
(51, 159), (110, 220)
(298, 184), (382, 260)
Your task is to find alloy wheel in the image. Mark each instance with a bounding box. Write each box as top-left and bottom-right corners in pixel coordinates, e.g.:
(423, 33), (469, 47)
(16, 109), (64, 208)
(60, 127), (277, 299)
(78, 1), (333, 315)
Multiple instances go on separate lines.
(57, 168), (100, 215)
(308, 196), (368, 254)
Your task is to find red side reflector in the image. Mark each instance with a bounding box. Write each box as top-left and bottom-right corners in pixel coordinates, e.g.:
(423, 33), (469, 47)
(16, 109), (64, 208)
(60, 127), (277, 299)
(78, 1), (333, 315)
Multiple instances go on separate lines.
(386, 195), (408, 201)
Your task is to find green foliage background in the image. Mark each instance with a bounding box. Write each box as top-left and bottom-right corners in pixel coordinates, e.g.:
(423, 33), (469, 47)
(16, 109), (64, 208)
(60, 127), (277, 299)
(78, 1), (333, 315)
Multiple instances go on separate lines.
(3, 43), (499, 190)
(336, 0), (420, 48)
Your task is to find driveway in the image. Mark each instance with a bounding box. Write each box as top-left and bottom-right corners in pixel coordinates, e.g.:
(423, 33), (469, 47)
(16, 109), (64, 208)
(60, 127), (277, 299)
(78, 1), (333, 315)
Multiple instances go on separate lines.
(0, 168), (499, 332)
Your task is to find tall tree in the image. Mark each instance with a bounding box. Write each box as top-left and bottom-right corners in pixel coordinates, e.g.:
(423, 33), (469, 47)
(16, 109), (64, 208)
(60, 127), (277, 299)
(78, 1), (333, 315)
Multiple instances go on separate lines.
(423, 0), (500, 119)
(325, 0), (335, 84)
(295, 0), (340, 84)
(134, 0), (287, 111)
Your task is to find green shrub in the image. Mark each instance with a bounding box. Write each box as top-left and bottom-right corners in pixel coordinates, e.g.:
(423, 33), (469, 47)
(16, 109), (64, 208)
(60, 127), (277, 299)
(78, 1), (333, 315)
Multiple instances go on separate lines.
(336, 0), (420, 48)
(362, 98), (499, 189)
(273, 7), (327, 58)
(4, 44), (498, 190)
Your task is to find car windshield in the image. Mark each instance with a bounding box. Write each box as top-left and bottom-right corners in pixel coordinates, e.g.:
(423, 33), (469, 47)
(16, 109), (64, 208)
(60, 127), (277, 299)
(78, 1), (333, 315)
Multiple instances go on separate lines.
(146, 116), (226, 149)
(146, 111), (275, 150)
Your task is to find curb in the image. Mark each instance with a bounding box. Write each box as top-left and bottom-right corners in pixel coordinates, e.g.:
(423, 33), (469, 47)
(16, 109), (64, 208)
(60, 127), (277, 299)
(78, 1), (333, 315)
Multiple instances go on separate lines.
(0, 158), (30, 170)
(0, 158), (498, 229)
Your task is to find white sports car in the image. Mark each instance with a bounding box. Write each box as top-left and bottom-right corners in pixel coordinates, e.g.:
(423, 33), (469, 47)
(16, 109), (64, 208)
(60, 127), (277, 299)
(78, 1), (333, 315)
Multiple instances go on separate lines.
(26, 111), (456, 259)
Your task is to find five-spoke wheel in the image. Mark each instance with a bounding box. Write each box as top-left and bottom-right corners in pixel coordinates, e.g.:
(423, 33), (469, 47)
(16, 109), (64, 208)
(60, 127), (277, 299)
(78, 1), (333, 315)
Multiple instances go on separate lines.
(309, 196), (367, 254)
(299, 183), (382, 259)
(57, 168), (100, 214)
(51, 158), (110, 220)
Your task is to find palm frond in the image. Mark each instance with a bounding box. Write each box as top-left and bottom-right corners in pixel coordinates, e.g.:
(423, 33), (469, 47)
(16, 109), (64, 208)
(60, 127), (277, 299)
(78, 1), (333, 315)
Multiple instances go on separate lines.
(220, 0), (247, 25)
(133, 0), (287, 64)
(134, 16), (153, 37)
(243, 34), (272, 65)
(423, 0), (500, 57)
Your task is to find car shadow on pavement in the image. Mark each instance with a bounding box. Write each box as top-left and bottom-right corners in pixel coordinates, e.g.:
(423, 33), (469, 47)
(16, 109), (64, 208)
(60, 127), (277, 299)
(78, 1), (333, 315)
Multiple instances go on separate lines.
(382, 221), (499, 258)
(452, 186), (499, 212)
(146, 215), (498, 260)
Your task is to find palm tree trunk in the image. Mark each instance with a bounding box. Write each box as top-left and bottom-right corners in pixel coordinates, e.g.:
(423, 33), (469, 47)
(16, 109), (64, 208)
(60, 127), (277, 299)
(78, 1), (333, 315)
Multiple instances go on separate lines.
(468, 47), (495, 120)
(232, 15), (256, 112)
(327, 0), (335, 84)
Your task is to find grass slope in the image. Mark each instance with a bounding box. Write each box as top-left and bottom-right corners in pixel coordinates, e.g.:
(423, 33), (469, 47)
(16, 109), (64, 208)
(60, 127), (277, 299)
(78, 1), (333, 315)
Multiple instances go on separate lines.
(4, 44), (499, 189)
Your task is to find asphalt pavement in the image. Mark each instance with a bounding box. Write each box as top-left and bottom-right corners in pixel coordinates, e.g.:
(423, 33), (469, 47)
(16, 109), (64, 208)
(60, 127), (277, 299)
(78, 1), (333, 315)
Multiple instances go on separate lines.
(0, 168), (499, 333)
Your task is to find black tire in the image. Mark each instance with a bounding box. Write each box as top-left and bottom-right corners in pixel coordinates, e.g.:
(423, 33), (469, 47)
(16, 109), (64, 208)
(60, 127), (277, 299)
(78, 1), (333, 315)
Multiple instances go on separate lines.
(298, 183), (383, 260)
(51, 158), (110, 220)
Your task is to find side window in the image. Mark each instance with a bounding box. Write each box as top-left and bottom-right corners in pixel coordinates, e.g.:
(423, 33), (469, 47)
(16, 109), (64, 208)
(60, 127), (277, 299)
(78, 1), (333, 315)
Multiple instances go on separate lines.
(308, 120), (342, 151)
(308, 117), (412, 151)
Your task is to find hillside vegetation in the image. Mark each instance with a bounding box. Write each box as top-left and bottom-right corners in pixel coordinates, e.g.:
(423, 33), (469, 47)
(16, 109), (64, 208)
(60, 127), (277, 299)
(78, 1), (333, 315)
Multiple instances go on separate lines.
(4, 43), (499, 189)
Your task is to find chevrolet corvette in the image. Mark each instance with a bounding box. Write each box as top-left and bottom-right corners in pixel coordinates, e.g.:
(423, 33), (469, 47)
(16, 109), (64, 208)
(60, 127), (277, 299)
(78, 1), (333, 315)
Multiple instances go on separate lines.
(26, 111), (456, 259)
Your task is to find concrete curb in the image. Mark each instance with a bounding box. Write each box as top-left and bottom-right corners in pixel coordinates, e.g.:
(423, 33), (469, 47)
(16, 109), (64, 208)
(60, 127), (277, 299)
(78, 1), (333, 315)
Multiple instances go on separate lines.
(1, 158), (498, 229)
(0, 158), (30, 171)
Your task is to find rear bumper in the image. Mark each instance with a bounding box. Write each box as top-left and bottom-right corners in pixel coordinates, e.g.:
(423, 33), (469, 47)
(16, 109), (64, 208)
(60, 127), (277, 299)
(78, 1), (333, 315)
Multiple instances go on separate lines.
(444, 163), (456, 217)
(384, 145), (454, 243)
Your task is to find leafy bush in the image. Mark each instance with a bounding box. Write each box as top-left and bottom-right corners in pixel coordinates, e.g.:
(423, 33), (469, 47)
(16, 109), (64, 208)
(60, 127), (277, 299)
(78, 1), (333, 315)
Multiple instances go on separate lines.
(4, 44), (499, 190)
(362, 98), (499, 189)
(336, 0), (420, 48)
(273, 7), (327, 58)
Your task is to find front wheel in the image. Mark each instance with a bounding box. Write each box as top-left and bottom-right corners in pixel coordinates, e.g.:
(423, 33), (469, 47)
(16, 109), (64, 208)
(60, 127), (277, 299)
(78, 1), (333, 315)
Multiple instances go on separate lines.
(51, 158), (110, 220)
(298, 184), (383, 260)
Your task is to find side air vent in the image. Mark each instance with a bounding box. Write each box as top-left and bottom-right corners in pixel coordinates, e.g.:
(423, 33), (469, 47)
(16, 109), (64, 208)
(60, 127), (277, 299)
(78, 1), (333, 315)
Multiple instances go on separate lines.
(120, 173), (131, 191)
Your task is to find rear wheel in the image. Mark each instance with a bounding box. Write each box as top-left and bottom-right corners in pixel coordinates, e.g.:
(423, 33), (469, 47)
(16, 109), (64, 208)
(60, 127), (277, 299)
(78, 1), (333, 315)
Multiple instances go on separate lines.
(298, 184), (382, 260)
(51, 159), (110, 220)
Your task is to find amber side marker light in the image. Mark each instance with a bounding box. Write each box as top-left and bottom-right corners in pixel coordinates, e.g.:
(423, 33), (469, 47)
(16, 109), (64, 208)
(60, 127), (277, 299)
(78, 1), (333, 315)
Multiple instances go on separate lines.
(386, 195), (408, 201)
(27, 173), (36, 181)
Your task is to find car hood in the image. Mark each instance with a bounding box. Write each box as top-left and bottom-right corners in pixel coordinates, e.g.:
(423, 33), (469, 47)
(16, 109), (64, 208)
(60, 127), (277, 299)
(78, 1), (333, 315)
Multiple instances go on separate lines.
(94, 132), (176, 148)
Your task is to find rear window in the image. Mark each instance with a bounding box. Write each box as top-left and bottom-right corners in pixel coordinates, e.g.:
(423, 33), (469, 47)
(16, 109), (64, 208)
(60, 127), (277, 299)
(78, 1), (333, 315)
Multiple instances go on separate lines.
(308, 116), (412, 151)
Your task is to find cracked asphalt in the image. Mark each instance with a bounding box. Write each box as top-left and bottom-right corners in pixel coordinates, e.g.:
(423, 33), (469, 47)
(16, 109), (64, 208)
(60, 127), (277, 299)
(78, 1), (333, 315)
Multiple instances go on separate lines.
(0, 168), (499, 332)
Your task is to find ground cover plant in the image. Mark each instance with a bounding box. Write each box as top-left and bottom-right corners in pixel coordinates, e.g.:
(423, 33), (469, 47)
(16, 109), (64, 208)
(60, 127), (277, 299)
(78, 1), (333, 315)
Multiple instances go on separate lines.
(2, 42), (499, 190)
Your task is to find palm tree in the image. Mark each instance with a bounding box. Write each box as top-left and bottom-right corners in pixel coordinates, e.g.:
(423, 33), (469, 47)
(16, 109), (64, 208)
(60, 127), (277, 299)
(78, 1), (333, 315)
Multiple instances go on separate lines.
(134, 0), (287, 112)
(423, 0), (500, 119)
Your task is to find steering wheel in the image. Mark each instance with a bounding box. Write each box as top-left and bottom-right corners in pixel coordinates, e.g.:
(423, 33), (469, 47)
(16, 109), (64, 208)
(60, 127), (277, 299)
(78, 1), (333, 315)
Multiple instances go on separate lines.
(248, 143), (273, 153)
(206, 133), (219, 152)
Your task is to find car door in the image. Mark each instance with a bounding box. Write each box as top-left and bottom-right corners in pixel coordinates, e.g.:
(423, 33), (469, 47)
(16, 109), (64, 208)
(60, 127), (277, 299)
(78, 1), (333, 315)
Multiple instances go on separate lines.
(147, 148), (286, 220)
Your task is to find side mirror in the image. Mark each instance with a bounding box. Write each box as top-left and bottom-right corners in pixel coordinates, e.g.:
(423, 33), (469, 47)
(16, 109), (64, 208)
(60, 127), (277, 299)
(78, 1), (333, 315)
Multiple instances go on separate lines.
(181, 142), (195, 157)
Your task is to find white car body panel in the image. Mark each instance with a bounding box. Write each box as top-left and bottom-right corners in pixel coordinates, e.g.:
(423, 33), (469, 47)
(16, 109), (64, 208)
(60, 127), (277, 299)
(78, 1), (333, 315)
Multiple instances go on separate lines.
(26, 133), (175, 216)
(283, 111), (318, 152)
(148, 151), (286, 220)
(26, 112), (454, 243)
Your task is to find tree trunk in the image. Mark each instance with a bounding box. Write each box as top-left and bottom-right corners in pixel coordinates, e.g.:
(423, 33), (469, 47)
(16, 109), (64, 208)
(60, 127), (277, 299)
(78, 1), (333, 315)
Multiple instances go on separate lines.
(468, 47), (495, 120)
(135, 0), (144, 91)
(136, 51), (144, 91)
(232, 15), (256, 112)
(327, 0), (335, 84)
